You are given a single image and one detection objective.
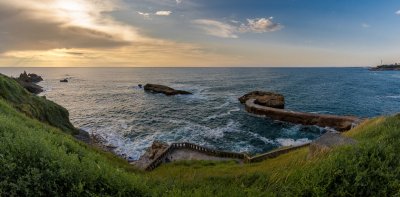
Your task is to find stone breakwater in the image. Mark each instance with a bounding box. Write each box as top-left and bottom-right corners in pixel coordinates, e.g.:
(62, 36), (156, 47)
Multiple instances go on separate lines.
(245, 99), (362, 131)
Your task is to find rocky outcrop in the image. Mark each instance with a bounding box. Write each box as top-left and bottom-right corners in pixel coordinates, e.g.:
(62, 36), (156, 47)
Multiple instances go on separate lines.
(144, 84), (192, 96)
(308, 132), (356, 158)
(15, 71), (43, 94)
(239, 91), (284, 109)
(245, 99), (361, 131)
(18, 71), (43, 83)
(131, 141), (169, 169)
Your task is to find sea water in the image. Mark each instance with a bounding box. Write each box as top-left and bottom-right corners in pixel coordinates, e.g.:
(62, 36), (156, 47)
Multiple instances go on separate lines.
(1, 67), (400, 160)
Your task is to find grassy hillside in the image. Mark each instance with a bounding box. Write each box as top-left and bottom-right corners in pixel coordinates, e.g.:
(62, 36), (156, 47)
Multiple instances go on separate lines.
(1, 74), (400, 196)
(0, 74), (77, 134)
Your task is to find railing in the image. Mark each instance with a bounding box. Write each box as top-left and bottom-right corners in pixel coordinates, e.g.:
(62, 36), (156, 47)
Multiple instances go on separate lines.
(144, 142), (310, 171)
(249, 143), (310, 162)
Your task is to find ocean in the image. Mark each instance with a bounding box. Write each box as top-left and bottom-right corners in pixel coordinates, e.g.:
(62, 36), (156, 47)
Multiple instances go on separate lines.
(1, 67), (399, 160)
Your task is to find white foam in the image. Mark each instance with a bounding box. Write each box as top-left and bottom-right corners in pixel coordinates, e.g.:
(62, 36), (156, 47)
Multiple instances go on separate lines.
(275, 138), (311, 146)
(213, 101), (230, 109)
(386, 95), (400, 99)
(203, 107), (240, 121)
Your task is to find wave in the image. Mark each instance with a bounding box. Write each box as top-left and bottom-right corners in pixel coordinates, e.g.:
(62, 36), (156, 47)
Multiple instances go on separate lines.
(203, 107), (240, 121)
(385, 95), (400, 99)
(275, 138), (311, 146)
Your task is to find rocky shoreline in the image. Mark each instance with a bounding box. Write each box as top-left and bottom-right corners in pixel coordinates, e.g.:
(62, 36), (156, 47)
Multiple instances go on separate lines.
(14, 73), (362, 170)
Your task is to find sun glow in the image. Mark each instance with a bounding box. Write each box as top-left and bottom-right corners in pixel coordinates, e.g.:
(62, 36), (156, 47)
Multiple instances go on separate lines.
(55, 1), (87, 12)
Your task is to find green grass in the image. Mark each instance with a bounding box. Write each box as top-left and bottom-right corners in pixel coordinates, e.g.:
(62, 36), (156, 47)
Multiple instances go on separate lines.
(0, 74), (77, 134)
(1, 73), (400, 196)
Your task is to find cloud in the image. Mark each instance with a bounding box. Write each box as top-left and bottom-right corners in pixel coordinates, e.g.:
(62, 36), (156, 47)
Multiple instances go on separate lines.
(192, 19), (238, 38)
(0, 0), (147, 52)
(396, 10), (400, 15)
(155, 11), (172, 16)
(361, 23), (371, 28)
(138, 11), (151, 18)
(240, 18), (283, 33)
(176, 0), (182, 4)
(193, 17), (282, 38)
(0, 0), (222, 67)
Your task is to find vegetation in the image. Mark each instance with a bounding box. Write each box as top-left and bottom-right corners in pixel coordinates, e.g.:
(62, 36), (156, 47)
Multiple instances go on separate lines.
(0, 74), (77, 134)
(1, 74), (400, 196)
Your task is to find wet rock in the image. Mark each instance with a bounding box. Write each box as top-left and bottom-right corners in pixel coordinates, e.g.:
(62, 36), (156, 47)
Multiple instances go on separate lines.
(138, 84), (143, 88)
(60, 78), (68, 83)
(308, 132), (357, 158)
(131, 141), (169, 169)
(144, 84), (192, 96)
(239, 91), (285, 109)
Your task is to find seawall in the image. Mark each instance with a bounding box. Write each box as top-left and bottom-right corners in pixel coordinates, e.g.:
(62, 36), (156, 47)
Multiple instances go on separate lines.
(245, 99), (361, 131)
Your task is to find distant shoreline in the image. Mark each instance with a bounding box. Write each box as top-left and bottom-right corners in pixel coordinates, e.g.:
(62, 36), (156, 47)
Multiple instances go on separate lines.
(369, 64), (400, 71)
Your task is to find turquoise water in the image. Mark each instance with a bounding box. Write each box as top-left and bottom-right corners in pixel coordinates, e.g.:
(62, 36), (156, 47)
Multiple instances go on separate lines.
(1, 67), (400, 160)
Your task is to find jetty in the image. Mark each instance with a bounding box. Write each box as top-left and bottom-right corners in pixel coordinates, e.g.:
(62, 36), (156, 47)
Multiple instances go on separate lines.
(245, 99), (362, 131)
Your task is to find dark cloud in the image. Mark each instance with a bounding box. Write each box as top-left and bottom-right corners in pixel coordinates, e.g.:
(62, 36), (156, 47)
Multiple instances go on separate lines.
(0, 5), (130, 53)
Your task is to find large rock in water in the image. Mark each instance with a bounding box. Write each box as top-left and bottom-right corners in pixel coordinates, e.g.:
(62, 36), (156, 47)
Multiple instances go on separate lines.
(15, 71), (43, 94)
(144, 84), (192, 96)
(239, 91), (285, 109)
(308, 132), (357, 158)
(18, 71), (43, 83)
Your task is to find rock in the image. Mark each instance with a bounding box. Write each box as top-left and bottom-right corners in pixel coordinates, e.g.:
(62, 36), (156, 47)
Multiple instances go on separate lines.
(144, 84), (192, 96)
(131, 141), (169, 169)
(60, 79), (68, 83)
(308, 132), (356, 158)
(74, 129), (91, 144)
(15, 71), (44, 94)
(16, 80), (43, 94)
(138, 84), (143, 88)
(239, 91), (284, 109)
(17, 71), (43, 83)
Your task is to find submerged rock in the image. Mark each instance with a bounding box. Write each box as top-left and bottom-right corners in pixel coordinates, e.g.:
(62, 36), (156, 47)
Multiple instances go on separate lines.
(308, 132), (357, 158)
(239, 91), (285, 109)
(144, 84), (192, 96)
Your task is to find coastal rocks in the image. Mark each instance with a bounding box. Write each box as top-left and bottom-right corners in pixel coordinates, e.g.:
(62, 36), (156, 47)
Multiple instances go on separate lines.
(239, 91), (285, 109)
(16, 71), (43, 94)
(144, 84), (192, 96)
(18, 71), (43, 83)
(60, 78), (68, 83)
(131, 141), (169, 169)
(308, 132), (356, 158)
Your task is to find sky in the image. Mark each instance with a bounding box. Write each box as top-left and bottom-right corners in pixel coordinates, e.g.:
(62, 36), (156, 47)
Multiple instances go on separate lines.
(0, 0), (399, 67)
